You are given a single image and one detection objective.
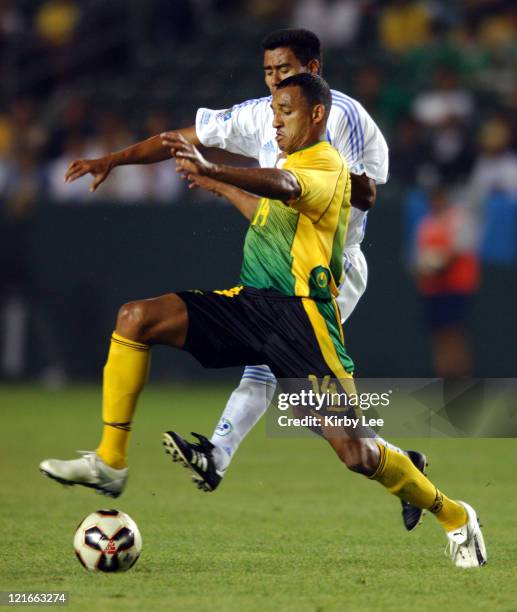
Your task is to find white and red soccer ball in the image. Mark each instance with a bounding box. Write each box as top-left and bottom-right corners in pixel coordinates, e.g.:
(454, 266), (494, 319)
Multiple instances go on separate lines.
(73, 509), (142, 572)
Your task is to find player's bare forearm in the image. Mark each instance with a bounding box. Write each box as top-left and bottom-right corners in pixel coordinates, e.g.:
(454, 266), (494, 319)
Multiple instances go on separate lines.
(109, 135), (171, 166)
(112, 126), (199, 167)
(65, 126), (200, 192)
(163, 134), (300, 200)
(208, 165), (300, 201)
(187, 174), (259, 219)
(351, 173), (376, 211)
(214, 183), (260, 219)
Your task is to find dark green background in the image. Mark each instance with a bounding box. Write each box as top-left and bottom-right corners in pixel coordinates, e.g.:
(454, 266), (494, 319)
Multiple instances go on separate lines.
(15, 195), (516, 380)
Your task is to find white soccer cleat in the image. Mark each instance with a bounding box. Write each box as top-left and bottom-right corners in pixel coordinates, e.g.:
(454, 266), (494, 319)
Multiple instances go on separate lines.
(446, 501), (487, 568)
(39, 451), (127, 498)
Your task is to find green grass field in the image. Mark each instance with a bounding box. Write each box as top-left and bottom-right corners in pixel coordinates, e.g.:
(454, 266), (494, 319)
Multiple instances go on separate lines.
(1, 384), (516, 611)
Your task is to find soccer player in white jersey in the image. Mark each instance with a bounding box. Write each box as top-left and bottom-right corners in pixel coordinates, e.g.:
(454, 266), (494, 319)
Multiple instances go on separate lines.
(63, 29), (425, 531)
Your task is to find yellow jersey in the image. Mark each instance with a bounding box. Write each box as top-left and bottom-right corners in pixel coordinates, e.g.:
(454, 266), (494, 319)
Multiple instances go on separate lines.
(240, 140), (351, 300)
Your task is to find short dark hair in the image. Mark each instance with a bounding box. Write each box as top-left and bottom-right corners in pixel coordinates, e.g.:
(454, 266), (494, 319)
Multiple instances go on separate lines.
(276, 73), (332, 119)
(262, 28), (322, 72)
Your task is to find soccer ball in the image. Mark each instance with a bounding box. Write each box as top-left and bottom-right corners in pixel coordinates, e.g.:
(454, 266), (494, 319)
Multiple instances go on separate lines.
(73, 509), (142, 572)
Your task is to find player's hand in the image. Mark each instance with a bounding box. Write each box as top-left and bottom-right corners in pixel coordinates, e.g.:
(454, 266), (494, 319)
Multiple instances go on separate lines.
(161, 132), (213, 176)
(160, 131), (189, 157)
(175, 156), (200, 177)
(64, 157), (113, 192)
(185, 173), (226, 196)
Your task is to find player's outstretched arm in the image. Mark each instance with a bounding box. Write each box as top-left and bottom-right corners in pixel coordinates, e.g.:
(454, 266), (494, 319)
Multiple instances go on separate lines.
(185, 173), (259, 220)
(164, 132), (300, 201)
(64, 125), (199, 192)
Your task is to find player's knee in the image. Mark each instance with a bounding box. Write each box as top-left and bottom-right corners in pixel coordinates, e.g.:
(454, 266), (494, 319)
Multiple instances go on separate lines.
(331, 438), (379, 476)
(116, 300), (150, 339)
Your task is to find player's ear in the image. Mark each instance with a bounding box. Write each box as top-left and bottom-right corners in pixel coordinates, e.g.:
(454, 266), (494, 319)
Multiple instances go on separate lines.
(307, 59), (320, 75)
(312, 104), (325, 124)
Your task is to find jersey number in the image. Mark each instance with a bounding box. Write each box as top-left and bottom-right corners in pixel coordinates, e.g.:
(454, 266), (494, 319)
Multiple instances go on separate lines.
(252, 200), (270, 227)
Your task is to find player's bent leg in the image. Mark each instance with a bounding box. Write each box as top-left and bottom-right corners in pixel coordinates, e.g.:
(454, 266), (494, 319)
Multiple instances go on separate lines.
(164, 365), (277, 491)
(40, 292), (189, 496)
(326, 433), (486, 566)
(370, 442), (486, 567)
(375, 436), (428, 531)
(321, 425), (485, 566)
(98, 294), (189, 470)
(115, 293), (189, 347)
(338, 251), (428, 530)
(324, 433), (380, 476)
(210, 366), (277, 469)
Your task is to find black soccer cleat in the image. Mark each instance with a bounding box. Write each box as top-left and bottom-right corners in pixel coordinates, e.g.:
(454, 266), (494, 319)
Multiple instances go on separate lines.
(162, 431), (224, 492)
(401, 450), (428, 531)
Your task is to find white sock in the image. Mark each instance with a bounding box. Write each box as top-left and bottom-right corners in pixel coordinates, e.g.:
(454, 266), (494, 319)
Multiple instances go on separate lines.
(210, 365), (276, 471)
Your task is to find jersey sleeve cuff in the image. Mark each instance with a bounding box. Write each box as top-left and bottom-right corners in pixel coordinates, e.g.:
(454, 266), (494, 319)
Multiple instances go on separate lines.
(283, 169), (305, 200)
(195, 107), (215, 147)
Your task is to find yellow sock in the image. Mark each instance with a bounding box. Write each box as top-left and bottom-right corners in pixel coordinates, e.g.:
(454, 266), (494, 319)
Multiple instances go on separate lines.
(371, 444), (468, 532)
(96, 332), (150, 469)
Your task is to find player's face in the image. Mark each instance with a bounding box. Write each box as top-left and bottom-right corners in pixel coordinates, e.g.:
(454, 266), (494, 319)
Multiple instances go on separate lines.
(271, 86), (315, 154)
(263, 47), (310, 93)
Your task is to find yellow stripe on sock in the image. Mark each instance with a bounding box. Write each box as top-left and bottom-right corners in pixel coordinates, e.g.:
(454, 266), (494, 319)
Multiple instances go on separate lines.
(433, 492), (468, 531)
(111, 331), (150, 351)
(369, 442), (388, 479)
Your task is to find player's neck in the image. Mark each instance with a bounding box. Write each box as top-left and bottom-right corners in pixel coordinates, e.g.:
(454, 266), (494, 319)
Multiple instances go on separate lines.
(289, 136), (327, 155)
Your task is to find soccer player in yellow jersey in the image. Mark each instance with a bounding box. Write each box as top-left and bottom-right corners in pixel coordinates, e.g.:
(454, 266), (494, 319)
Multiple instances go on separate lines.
(61, 28), (426, 534)
(40, 74), (486, 567)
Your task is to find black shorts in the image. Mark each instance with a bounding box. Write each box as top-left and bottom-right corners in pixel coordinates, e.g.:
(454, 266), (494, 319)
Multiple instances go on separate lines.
(177, 286), (354, 381)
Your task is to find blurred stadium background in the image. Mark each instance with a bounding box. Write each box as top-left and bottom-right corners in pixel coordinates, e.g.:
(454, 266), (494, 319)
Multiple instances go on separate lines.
(1, 0), (516, 386)
(2, 5), (517, 606)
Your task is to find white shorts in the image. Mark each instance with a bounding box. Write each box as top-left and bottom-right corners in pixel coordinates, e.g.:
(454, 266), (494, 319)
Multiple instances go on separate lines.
(336, 247), (368, 323)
